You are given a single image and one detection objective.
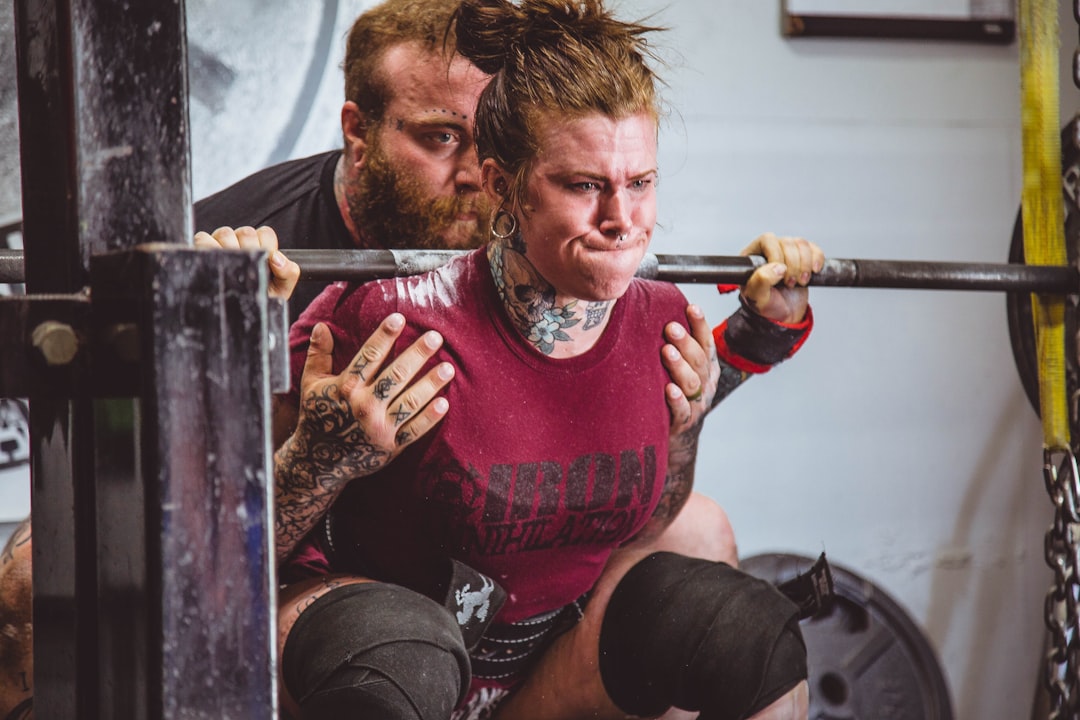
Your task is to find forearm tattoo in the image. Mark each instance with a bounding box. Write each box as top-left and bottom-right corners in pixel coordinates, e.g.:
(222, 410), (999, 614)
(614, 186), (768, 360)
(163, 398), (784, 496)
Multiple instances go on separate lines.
(712, 358), (750, 410)
(273, 383), (391, 561)
(639, 427), (700, 541)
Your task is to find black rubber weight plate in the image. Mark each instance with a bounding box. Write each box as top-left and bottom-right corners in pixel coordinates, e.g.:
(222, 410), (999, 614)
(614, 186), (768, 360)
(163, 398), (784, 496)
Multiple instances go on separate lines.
(1006, 115), (1080, 418)
(741, 553), (954, 720)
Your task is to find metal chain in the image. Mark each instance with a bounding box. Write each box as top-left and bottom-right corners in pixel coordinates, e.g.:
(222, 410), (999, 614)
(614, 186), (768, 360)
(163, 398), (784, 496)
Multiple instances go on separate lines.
(1041, 9), (1080, 714)
(1044, 447), (1080, 718)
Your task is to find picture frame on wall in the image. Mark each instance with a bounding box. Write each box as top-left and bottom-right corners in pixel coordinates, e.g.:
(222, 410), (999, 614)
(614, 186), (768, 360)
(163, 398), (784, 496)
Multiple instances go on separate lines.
(781, 0), (1015, 44)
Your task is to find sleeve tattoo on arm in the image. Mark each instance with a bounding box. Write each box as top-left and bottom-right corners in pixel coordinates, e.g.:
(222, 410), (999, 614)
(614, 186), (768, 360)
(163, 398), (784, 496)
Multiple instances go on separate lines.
(634, 426), (700, 543)
(273, 383), (392, 560)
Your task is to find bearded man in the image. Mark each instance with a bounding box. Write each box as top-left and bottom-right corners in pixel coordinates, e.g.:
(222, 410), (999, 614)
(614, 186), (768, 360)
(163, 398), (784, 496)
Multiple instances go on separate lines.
(194, 0), (494, 322)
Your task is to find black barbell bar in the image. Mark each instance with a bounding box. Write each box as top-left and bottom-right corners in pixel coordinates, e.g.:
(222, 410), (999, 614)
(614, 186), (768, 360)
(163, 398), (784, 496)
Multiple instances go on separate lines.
(2, 247), (1077, 293)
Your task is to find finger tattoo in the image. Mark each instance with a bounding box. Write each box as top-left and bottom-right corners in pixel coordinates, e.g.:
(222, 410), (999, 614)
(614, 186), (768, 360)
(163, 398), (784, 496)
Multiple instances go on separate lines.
(350, 358), (371, 380)
(373, 376), (396, 399)
(391, 404), (411, 425)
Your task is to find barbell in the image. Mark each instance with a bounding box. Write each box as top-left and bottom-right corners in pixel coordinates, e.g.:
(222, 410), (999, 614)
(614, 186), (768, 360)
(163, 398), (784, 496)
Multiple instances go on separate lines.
(1, 247), (1076, 293)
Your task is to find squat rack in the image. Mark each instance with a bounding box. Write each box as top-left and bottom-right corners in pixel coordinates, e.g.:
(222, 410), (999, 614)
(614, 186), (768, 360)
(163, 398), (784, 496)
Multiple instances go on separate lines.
(3, 0), (1079, 718)
(7, 1), (275, 718)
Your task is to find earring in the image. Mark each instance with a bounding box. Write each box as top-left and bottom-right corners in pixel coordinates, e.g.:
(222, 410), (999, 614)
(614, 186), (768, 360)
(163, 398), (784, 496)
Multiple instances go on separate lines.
(492, 209), (518, 240)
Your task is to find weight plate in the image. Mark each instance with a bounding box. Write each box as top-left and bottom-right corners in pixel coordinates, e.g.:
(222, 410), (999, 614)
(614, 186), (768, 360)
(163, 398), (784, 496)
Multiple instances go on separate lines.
(1007, 210), (1042, 417)
(1006, 115), (1080, 418)
(741, 553), (954, 720)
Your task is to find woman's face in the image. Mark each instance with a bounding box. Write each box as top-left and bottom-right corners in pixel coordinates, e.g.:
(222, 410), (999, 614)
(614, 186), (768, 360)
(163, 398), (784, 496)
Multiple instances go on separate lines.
(514, 111), (658, 302)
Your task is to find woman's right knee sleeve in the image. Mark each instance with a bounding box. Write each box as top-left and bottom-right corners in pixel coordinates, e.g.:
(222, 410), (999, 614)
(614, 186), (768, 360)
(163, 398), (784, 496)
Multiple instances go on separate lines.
(282, 583), (470, 720)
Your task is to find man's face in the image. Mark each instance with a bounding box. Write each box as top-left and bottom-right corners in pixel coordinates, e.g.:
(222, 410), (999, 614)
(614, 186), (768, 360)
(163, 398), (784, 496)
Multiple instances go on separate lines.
(348, 43), (493, 250)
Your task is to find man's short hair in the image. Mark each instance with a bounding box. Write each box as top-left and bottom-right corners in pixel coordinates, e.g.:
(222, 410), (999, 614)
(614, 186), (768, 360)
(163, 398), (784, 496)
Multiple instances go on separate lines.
(344, 0), (461, 122)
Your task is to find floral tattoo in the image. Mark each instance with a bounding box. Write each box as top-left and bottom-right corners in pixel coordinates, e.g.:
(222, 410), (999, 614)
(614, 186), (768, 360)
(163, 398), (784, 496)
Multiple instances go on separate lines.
(487, 242), (583, 355)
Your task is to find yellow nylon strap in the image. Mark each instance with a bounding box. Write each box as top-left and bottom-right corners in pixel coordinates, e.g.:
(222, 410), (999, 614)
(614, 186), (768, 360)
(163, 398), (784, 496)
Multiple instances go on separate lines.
(1020, 0), (1069, 450)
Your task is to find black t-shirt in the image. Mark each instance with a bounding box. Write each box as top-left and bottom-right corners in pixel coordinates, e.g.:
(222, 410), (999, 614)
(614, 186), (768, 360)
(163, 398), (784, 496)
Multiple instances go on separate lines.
(194, 150), (353, 322)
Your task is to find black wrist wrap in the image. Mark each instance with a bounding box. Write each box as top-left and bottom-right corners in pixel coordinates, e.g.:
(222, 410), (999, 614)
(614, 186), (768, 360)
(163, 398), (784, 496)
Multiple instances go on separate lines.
(722, 296), (807, 367)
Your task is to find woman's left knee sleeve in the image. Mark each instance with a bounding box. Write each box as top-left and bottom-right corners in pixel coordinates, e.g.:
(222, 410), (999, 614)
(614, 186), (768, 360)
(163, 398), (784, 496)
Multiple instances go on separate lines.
(598, 551), (807, 720)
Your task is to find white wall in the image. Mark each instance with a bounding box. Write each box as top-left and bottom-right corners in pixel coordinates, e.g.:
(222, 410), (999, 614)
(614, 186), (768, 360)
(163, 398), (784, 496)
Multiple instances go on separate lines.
(634, 2), (1065, 718)
(2, 0), (1073, 716)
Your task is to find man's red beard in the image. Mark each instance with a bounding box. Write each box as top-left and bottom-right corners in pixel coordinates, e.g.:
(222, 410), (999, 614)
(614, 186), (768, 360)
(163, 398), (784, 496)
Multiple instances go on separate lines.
(348, 138), (491, 250)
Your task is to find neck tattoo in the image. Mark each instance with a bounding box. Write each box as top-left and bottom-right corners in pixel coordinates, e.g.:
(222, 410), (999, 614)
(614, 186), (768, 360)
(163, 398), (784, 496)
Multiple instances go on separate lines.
(488, 241), (583, 356)
(582, 301), (610, 331)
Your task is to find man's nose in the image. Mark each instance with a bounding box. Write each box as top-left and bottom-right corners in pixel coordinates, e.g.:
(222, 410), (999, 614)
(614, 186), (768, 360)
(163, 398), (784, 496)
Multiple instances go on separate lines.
(454, 145), (481, 194)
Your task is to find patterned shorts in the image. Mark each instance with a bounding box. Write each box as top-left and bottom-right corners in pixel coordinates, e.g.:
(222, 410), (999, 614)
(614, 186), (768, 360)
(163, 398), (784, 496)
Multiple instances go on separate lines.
(451, 591), (590, 720)
(451, 687), (511, 720)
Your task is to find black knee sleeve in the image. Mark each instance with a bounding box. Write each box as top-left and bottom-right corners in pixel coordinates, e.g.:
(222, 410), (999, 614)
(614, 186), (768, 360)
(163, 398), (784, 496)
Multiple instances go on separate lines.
(282, 583), (470, 720)
(599, 552), (807, 720)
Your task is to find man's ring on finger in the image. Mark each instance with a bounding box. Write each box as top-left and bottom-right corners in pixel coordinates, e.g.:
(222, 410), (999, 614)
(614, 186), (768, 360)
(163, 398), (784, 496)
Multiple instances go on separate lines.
(686, 388), (704, 402)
